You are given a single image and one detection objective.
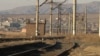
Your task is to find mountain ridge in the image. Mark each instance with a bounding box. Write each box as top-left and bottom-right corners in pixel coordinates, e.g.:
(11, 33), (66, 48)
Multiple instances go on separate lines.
(0, 1), (100, 14)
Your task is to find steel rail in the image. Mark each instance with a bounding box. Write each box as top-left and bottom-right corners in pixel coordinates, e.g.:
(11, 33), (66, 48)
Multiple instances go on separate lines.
(8, 41), (56, 56)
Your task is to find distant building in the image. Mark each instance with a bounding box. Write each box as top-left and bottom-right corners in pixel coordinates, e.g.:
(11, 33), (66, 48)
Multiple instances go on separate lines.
(10, 22), (20, 28)
(2, 21), (10, 26)
(26, 20), (46, 37)
(2, 21), (10, 28)
(21, 28), (26, 33)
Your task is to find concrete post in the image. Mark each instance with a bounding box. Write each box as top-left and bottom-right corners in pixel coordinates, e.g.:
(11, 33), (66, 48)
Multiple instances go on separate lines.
(72, 0), (77, 35)
(49, 0), (53, 36)
(36, 0), (39, 36)
(85, 5), (87, 34)
(68, 12), (71, 33)
(58, 6), (62, 34)
(99, 7), (100, 37)
(59, 7), (62, 34)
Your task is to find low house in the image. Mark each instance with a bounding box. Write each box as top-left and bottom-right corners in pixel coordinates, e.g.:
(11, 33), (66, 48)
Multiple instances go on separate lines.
(26, 20), (46, 37)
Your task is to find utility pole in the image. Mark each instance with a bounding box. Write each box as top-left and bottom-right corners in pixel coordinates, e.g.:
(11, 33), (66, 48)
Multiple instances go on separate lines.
(68, 8), (73, 34)
(73, 0), (77, 35)
(58, 6), (62, 34)
(49, 0), (53, 36)
(85, 5), (87, 34)
(48, 0), (67, 35)
(35, 0), (47, 36)
(99, 7), (100, 37)
(68, 11), (71, 33)
(36, 0), (39, 36)
(54, 0), (67, 34)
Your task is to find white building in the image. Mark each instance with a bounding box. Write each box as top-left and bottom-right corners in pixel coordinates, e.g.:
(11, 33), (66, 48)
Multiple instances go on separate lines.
(2, 21), (10, 27)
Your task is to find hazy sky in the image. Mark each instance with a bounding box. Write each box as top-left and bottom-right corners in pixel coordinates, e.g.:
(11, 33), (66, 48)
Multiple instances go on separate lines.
(0, 0), (100, 11)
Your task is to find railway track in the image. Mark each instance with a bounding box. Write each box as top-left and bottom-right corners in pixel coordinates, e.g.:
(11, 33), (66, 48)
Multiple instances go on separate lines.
(7, 41), (75, 56)
(0, 37), (76, 56)
(40, 42), (76, 56)
(0, 40), (56, 56)
(58, 43), (79, 56)
(8, 41), (56, 56)
(0, 36), (65, 43)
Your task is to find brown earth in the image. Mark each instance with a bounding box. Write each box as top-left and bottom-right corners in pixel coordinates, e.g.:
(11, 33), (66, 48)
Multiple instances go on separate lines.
(66, 34), (100, 56)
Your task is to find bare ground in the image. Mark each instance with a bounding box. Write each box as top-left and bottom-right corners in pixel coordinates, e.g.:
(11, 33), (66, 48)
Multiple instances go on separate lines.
(66, 34), (100, 56)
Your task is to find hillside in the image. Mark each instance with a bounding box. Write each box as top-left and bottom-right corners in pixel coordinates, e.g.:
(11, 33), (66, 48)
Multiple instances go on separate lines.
(0, 1), (100, 14)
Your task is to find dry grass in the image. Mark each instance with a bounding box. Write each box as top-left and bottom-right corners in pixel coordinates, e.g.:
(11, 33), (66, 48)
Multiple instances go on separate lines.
(65, 33), (100, 43)
(66, 34), (100, 56)
(0, 31), (26, 38)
